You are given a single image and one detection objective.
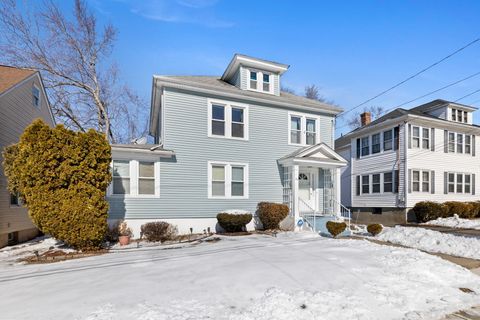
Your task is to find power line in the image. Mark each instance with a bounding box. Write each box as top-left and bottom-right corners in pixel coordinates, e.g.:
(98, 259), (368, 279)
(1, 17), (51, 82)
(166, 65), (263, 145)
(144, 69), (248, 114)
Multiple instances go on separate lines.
(338, 37), (480, 117)
(455, 88), (480, 102)
(336, 71), (480, 132)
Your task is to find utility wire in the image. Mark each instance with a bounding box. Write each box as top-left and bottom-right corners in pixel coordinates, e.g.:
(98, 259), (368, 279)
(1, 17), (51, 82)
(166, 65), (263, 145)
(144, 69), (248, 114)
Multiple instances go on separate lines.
(338, 37), (480, 117)
(455, 88), (480, 102)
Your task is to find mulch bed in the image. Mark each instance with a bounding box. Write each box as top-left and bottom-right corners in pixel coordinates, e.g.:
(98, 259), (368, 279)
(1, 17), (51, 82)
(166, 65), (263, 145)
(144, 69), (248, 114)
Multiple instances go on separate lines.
(20, 249), (107, 264)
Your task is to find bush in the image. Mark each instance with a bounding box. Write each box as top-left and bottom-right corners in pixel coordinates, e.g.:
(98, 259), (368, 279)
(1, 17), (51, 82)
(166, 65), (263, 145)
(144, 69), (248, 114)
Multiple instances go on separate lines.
(443, 201), (475, 219)
(141, 222), (177, 242)
(412, 201), (446, 223)
(326, 221), (346, 238)
(257, 202), (289, 230)
(367, 224), (383, 236)
(217, 212), (252, 233)
(470, 202), (480, 218)
(2, 120), (111, 250)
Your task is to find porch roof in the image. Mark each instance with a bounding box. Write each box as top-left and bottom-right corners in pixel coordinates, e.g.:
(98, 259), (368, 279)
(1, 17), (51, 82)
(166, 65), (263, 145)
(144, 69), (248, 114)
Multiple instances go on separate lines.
(278, 143), (347, 168)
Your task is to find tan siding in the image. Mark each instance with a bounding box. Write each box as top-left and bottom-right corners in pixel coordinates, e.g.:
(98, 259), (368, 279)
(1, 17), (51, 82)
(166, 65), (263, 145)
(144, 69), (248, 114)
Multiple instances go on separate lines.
(0, 75), (54, 234)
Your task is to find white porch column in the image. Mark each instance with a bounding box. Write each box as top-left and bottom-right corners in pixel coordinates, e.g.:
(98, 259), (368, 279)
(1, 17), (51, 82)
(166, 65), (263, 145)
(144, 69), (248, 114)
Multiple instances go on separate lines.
(292, 164), (300, 224)
(335, 167), (341, 216)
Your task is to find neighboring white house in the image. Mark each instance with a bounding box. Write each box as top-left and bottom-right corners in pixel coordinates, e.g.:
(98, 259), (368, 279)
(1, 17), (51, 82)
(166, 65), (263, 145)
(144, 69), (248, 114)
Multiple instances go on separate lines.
(335, 99), (480, 225)
(107, 54), (349, 236)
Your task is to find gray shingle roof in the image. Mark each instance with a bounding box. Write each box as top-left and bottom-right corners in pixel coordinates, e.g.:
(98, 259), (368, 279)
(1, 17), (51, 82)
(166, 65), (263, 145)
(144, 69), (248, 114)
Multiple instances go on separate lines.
(154, 75), (343, 114)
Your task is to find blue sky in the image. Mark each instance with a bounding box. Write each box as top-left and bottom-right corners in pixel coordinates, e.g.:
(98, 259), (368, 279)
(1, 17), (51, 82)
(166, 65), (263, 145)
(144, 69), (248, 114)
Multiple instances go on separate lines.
(76, 0), (480, 136)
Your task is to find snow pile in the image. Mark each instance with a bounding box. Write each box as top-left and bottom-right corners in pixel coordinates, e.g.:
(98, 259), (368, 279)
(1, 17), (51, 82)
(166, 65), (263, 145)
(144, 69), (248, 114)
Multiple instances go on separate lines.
(425, 214), (480, 230)
(1, 233), (479, 319)
(377, 226), (480, 259)
(0, 236), (74, 265)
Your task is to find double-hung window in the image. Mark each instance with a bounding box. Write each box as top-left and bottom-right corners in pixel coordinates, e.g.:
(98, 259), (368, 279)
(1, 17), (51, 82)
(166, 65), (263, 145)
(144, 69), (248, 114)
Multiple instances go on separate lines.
(361, 137), (370, 156)
(412, 170), (430, 192)
(383, 130), (393, 151)
(465, 135), (471, 154)
(138, 162), (155, 195)
(372, 174), (381, 193)
(448, 132), (455, 152)
(306, 119), (317, 145)
(457, 173), (463, 193)
(361, 175), (370, 194)
(383, 172), (393, 192)
(422, 128), (430, 149)
(448, 173), (455, 193)
(412, 126), (420, 148)
(32, 85), (40, 108)
(372, 133), (381, 154)
(465, 174), (472, 193)
(452, 109), (457, 121)
(249, 71), (258, 90)
(209, 162), (248, 199)
(263, 73), (270, 92)
(288, 113), (319, 146)
(209, 100), (248, 140)
(457, 133), (463, 153)
(113, 160), (130, 195)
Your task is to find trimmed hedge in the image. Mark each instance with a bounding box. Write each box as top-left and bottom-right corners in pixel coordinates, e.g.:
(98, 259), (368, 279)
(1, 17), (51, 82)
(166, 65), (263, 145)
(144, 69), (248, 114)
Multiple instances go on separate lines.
(412, 201), (447, 223)
(217, 212), (252, 233)
(470, 201), (480, 218)
(326, 221), (346, 238)
(257, 202), (289, 230)
(367, 224), (383, 236)
(141, 222), (177, 242)
(2, 120), (111, 250)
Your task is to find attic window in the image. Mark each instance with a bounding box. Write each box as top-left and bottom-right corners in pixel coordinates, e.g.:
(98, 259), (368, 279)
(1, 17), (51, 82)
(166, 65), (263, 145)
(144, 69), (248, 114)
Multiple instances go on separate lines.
(248, 69), (273, 93)
(249, 71), (257, 90)
(32, 85), (40, 108)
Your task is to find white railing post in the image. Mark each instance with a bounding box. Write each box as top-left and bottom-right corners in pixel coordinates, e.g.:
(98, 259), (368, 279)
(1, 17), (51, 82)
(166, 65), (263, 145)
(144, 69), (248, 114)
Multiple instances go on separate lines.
(292, 165), (300, 229)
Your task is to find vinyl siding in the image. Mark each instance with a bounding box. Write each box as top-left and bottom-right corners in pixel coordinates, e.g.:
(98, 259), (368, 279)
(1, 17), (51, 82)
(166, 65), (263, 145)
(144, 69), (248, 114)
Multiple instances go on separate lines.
(350, 124), (405, 208)
(337, 146), (351, 207)
(0, 75), (54, 234)
(109, 87), (335, 219)
(406, 120), (480, 207)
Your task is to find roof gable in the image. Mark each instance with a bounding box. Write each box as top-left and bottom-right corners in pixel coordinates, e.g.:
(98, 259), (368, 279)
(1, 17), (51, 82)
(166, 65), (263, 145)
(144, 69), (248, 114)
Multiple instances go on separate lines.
(0, 65), (37, 94)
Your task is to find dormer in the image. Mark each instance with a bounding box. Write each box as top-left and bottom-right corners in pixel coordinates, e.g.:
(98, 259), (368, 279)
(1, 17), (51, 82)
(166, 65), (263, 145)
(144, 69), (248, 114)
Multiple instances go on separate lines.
(411, 99), (476, 125)
(221, 54), (289, 96)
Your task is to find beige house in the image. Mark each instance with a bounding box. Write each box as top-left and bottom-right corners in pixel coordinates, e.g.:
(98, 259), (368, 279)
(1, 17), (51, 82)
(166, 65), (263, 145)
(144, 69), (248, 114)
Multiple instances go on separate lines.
(0, 65), (55, 248)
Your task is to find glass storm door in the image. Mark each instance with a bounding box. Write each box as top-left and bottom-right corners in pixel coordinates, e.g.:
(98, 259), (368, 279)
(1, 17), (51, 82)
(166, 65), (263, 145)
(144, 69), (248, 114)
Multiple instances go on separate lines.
(299, 169), (316, 210)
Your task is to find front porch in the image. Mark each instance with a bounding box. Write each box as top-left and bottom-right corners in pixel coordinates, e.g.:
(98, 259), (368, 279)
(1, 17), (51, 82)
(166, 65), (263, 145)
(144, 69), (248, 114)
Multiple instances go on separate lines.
(278, 143), (350, 231)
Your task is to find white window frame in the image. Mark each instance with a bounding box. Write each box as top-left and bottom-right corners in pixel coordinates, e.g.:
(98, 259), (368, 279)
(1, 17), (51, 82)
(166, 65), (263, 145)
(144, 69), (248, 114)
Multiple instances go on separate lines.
(383, 172), (393, 193)
(288, 112), (320, 146)
(411, 169), (430, 193)
(361, 175), (370, 194)
(447, 131), (470, 154)
(108, 159), (160, 198)
(32, 84), (41, 108)
(208, 161), (249, 199)
(447, 172), (472, 194)
(207, 99), (249, 141)
(247, 68), (274, 94)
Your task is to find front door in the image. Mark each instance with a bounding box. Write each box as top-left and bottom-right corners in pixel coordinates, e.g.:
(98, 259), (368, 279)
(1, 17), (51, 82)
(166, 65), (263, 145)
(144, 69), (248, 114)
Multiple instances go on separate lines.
(298, 169), (316, 211)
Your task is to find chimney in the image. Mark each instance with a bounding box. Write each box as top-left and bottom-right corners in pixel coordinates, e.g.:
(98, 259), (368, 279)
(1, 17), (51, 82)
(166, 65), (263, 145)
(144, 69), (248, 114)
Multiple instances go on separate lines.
(360, 112), (371, 126)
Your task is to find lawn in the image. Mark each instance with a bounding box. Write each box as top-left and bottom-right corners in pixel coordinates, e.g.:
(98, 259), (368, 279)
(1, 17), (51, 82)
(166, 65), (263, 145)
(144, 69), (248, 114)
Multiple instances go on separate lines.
(0, 232), (479, 319)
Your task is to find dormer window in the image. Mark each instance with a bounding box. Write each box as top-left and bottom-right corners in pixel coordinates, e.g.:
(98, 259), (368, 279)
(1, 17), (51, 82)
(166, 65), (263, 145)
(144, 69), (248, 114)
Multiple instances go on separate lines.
(249, 71), (257, 90)
(247, 69), (273, 94)
(451, 108), (469, 123)
(263, 73), (270, 92)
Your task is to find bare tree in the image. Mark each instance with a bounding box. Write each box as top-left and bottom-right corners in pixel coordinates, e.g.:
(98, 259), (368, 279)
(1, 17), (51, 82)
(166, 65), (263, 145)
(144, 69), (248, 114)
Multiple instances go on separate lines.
(304, 84), (337, 106)
(0, 0), (146, 143)
(346, 106), (385, 129)
(281, 86), (295, 94)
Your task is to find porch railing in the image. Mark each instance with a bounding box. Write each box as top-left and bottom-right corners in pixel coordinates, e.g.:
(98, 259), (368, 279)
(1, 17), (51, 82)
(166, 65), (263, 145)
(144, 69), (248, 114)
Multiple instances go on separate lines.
(333, 199), (351, 229)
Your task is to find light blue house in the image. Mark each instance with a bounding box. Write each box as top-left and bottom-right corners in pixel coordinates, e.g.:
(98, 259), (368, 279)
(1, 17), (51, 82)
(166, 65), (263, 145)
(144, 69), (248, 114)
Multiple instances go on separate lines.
(108, 54), (349, 236)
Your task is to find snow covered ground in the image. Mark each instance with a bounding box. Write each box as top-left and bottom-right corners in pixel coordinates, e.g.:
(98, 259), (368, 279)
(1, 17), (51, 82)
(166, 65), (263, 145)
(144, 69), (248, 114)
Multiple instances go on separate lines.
(0, 232), (479, 319)
(0, 236), (75, 267)
(425, 214), (480, 230)
(377, 226), (480, 259)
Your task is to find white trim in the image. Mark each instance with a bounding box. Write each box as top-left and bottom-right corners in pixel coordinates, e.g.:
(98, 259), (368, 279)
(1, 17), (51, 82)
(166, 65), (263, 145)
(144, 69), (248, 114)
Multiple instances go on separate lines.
(446, 171), (473, 194)
(207, 161), (249, 199)
(411, 169), (431, 193)
(288, 111), (321, 146)
(207, 98), (249, 141)
(108, 159), (160, 198)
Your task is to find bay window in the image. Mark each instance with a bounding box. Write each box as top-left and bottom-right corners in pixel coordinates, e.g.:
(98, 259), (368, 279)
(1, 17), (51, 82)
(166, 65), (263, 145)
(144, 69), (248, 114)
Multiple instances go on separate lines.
(208, 99), (248, 140)
(209, 162), (248, 198)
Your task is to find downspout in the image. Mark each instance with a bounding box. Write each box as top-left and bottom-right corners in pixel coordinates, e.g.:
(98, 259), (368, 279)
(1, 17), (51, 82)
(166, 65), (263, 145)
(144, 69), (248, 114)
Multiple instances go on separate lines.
(403, 121), (409, 222)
